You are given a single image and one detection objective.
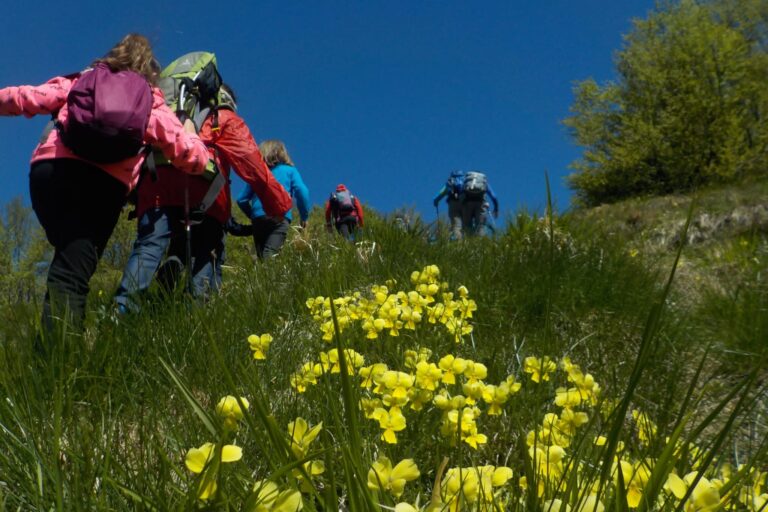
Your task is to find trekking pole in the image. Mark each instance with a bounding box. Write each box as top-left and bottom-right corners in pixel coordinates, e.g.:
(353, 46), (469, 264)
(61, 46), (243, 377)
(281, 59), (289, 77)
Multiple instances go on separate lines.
(183, 175), (193, 295)
(178, 72), (203, 297)
(435, 204), (441, 240)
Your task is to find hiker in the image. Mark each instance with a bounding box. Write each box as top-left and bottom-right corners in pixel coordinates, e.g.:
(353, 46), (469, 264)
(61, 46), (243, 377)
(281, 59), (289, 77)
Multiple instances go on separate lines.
(237, 140), (310, 259)
(392, 209), (412, 232)
(433, 170), (466, 240)
(114, 55), (291, 313)
(0, 34), (209, 332)
(325, 184), (364, 241)
(434, 170), (499, 238)
(462, 172), (498, 236)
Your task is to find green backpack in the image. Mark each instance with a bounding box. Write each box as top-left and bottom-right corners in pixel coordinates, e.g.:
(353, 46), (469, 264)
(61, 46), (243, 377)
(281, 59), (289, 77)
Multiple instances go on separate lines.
(154, 52), (236, 218)
(158, 52), (226, 128)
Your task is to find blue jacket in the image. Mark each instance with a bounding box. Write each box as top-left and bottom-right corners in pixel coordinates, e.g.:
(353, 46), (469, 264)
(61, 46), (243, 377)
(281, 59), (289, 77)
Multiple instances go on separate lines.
(433, 184), (454, 206)
(237, 164), (310, 222)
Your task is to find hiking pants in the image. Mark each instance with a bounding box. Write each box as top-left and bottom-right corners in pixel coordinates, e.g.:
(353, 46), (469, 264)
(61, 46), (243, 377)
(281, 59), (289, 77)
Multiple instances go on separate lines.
(29, 159), (126, 331)
(251, 216), (291, 259)
(447, 200), (463, 240)
(461, 199), (486, 237)
(336, 215), (358, 241)
(115, 207), (223, 312)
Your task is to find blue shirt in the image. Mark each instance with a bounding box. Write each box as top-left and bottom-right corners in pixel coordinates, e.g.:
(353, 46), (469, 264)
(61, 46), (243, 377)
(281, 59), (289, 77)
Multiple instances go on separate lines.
(237, 164), (311, 222)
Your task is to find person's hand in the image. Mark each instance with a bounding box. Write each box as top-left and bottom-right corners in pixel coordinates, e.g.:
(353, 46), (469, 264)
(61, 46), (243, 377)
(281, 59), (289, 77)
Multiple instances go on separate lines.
(183, 118), (197, 134)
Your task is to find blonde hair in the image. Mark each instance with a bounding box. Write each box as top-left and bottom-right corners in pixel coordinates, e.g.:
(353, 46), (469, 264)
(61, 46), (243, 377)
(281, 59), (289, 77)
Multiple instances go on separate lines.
(259, 140), (295, 168)
(93, 34), (160, 85)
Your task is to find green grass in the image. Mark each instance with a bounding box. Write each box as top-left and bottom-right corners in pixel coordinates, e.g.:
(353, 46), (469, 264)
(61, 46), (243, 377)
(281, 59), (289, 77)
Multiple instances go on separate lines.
(0, 205), (765, 510)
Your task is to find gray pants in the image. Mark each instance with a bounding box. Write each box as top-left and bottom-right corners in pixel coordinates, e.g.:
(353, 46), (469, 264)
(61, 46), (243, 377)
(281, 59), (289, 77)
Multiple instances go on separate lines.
(448, 199), (487, 239)
(462, 199), (486, 236)
(448, 200), (464, 240)
(251, 216), (291, 259)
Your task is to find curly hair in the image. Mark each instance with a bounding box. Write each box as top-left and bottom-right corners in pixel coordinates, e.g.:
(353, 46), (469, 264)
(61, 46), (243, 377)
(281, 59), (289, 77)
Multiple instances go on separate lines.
(93, 34), (160, 85)
(259, 140), (295, 168)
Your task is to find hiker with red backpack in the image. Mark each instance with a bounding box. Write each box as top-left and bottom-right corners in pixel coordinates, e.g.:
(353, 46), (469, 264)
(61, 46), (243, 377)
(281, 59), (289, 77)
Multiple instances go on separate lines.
(325, 184), (364, 241)
(114, 52), (291, 313)
(0, 34), (209, 333)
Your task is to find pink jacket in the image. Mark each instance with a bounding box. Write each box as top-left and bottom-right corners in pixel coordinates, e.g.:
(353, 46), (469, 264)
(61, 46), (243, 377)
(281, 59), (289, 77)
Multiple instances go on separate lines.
(0, 75), (209, 191)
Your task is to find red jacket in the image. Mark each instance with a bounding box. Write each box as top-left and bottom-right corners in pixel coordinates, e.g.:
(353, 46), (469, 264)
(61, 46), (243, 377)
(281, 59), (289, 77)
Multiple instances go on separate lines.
(136, 109), (291, 223)
(324, 185), (364, 226)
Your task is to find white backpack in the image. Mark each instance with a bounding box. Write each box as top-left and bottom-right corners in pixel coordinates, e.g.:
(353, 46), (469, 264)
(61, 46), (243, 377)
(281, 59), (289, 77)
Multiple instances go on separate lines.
(463, 171), (488, 200)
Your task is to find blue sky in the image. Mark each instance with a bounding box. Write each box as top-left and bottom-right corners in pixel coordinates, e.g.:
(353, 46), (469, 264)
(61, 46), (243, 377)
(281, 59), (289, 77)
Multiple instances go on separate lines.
(1, 1), (655, 223)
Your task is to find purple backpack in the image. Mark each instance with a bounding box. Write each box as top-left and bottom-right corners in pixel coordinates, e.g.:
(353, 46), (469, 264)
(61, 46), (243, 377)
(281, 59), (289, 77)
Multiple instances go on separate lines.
(62, 63), (153, 163)
(332, 190), (356, 215)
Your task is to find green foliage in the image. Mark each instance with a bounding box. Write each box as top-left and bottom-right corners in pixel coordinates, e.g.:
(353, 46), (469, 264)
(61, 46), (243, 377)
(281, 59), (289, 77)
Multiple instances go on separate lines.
(565, 0), (768, 206)
(0, 203), (764, 510)
(0, 197), (49, 305)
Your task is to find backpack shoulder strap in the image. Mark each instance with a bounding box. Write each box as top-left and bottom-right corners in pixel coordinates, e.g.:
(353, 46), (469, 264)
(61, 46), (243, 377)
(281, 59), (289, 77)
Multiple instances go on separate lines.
(194, 163), (227, 214)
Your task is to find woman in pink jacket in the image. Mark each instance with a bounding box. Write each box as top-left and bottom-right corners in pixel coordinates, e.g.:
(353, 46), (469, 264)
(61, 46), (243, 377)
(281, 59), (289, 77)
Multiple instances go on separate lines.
(0, 34), (209, 334)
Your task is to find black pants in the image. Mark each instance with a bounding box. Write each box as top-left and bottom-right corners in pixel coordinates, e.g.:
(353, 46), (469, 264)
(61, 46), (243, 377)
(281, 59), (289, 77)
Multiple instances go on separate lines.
(165, 212), (225, 294)
(336, 216), (358, 241)
(251, 216), (290, 259)
(29, 159), (126, 330)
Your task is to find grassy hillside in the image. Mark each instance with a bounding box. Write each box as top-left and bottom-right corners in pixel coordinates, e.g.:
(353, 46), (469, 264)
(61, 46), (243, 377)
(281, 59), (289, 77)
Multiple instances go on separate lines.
(565, 177), (768, 360)
(0, 191), (765, 510)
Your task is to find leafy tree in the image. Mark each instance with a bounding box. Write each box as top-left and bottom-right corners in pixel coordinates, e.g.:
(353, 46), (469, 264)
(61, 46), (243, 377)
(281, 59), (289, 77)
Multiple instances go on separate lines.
(0, 197), (49, 303)
(565, 0), (768, 206)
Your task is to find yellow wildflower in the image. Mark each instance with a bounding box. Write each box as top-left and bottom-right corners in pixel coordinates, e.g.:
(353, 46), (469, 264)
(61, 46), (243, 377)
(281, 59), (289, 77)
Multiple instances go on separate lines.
(463, 361), (488, 382)
(185, 442), (243, 474)
(438, 354), (468, 384)
(482, 382), (513, 415)
(185, 442), (243, 500)
(215, 395), (250, 431)
(415, 361), (443, 391)
(523, 356), (557, 383)
(367, 456), (420, 498)
(247, 333), (273, 360)
(250, 480), (303, 512)
(380, 371), (415, 398)
(373, 407), (407, 444)
(359, 363), (388, 389)
(287, 417), (323, 459)
(554, 387), (583, 408)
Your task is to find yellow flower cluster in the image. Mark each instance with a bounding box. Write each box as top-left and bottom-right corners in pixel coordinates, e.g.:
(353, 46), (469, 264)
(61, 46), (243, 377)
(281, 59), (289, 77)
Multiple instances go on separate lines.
(524, 357), (601, 497)
(515, 361), (767, 512)
(225, 267), (768, 512)
(293, 344), (523, 448)
(305, 265), (477, 343)
(290, 348), (366, 392)
(185, 398), (324, 507)
(431, 465), (514, 511)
